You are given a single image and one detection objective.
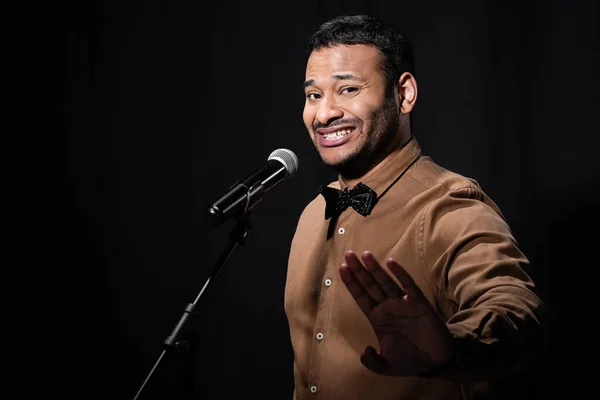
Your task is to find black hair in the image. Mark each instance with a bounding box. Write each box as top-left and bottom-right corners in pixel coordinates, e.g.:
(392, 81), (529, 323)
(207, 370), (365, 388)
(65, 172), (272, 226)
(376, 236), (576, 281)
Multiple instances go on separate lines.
(307, 15), (415, 91)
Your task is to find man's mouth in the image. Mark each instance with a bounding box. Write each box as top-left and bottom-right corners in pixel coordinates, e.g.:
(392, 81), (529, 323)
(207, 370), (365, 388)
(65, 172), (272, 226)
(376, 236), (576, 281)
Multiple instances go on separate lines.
(315, 126), (356, 147)
(322, 128), (354, 141)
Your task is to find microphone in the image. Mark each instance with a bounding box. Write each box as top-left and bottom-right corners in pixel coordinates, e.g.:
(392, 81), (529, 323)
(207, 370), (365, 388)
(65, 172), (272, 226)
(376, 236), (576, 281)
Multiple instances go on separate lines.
(205, 148), (299, 225)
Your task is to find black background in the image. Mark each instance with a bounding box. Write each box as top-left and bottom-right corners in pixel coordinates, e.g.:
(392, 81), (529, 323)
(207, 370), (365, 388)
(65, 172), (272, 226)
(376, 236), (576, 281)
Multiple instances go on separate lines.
(11, 0), (599, 399)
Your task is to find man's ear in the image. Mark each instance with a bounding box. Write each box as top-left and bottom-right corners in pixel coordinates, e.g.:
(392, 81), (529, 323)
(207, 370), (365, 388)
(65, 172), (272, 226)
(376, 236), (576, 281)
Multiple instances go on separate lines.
(396, 72), (418, 114)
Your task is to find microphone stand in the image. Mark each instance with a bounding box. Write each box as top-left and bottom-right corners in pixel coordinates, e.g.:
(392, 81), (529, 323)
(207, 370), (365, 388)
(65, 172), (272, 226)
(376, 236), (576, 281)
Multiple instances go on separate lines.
(132, 211), (253, 400)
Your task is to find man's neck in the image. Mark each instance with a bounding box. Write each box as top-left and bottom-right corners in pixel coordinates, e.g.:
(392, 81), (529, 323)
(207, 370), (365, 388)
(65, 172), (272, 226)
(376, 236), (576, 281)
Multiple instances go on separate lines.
(341, 134), (413, 188)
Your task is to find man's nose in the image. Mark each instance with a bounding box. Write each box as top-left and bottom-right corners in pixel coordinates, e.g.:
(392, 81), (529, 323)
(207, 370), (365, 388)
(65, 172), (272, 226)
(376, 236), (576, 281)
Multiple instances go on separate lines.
(316, 95), (343, 126)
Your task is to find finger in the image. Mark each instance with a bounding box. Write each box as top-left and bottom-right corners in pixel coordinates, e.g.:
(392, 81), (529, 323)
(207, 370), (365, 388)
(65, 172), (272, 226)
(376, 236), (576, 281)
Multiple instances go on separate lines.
(340, 263), (377, 315)
(386, 258), (425, 299)
(360, 251), (405, 298)
(360, 346), (390, 375)
(345, 251), (387, 303)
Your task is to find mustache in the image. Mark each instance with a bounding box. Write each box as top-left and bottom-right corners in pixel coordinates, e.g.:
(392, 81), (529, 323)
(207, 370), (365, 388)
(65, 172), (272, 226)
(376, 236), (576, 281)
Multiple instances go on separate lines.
(313, 118), (361, 132)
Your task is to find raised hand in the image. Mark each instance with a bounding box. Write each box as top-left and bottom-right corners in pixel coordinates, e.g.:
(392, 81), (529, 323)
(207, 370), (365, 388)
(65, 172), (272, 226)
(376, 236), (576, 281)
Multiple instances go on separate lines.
(339, 250), (455, 376)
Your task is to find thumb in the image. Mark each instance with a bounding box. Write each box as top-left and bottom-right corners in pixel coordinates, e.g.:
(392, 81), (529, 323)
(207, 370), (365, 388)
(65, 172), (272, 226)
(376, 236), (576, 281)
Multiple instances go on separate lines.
(360, 346), (390, 375)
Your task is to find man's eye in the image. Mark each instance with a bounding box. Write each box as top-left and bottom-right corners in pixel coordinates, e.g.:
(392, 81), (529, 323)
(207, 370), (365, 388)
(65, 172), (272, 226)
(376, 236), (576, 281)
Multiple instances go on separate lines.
(341, 87), (358, 94)
(306, 93), (321, 100)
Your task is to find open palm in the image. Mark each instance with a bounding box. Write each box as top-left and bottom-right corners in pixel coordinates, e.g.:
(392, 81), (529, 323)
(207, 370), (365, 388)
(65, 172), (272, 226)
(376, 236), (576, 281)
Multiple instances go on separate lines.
(339, 251), (455, 376)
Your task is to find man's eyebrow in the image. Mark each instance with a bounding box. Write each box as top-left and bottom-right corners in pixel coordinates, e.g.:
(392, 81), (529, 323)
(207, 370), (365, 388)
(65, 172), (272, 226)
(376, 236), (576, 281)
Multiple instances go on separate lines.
(303, 74), (362, 90)
(303, 79), (316, 89)
(332, 73), (361, 82)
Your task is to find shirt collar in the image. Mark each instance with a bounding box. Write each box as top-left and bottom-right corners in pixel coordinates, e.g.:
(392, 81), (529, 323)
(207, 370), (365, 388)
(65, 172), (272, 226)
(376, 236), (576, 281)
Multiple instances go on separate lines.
(337, 136), (422, 198)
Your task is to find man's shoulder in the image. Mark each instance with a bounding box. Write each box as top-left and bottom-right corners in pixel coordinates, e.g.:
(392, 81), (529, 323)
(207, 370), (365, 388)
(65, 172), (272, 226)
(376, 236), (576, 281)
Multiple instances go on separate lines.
(288, 181), (337, 242)
(298, 180), (339, 221)
(409, 156), (483, 194)
(409, 155), (506, 220)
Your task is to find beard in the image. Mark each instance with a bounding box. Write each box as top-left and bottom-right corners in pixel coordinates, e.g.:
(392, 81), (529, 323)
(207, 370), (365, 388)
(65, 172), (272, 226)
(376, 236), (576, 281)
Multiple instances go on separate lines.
(313, 96), (400, 180)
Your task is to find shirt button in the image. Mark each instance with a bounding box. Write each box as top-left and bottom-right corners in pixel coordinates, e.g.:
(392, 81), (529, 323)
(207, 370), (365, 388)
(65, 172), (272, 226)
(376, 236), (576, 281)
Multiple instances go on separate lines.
(316, 332), (324, 340)
(324, 279), (332, 286)
(310, 386), (317, 393)
(338, 227), (345, 234)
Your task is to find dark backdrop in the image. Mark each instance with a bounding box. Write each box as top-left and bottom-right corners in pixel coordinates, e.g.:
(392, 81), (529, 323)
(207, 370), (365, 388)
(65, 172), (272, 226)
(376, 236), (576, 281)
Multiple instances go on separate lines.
(14, 0), (599, 399)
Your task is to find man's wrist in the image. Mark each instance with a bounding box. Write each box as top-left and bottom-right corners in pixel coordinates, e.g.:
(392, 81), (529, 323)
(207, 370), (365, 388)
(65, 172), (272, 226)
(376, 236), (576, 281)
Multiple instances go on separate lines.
(417, 343), (458, 378)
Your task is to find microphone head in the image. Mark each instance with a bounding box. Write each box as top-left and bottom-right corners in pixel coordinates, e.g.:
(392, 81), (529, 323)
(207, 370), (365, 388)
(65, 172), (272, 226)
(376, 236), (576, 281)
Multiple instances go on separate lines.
(268, 148), (299, 178)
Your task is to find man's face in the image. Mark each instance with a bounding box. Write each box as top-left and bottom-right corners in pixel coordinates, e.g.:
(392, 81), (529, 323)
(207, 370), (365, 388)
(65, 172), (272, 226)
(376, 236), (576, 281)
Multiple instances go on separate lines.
(303, 44), (400, 178)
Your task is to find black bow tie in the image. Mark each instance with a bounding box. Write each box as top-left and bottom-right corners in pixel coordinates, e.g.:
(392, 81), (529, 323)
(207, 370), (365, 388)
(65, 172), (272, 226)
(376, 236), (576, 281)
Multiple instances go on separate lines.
(317, 182), (378, 220)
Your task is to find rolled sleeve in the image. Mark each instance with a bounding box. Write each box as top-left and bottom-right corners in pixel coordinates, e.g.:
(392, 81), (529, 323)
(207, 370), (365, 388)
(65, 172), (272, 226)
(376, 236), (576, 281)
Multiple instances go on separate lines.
(419, 185), (548, 382)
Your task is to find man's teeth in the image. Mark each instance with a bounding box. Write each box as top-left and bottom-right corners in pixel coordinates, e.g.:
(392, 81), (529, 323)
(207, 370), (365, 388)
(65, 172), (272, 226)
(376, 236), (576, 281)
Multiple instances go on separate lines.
(323, 128), (353, 140)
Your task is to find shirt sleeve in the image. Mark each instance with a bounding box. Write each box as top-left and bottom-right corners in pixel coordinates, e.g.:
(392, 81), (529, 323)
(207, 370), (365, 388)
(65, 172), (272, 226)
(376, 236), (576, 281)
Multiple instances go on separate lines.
(419, 184), (548, 383)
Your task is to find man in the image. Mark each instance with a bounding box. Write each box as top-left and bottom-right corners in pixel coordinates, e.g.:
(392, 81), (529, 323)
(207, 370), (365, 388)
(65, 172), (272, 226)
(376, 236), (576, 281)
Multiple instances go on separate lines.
(284, 15), (547, 400)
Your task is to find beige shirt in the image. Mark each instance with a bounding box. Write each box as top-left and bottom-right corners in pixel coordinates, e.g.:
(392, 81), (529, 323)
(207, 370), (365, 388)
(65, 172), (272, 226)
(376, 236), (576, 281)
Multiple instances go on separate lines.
(284, 137), (547, 400)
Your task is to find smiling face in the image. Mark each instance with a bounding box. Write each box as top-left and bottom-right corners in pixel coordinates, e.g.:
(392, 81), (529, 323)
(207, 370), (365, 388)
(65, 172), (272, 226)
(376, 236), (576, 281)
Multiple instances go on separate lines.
(303, 44), (403, 179)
